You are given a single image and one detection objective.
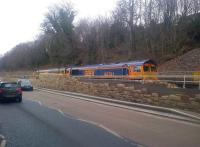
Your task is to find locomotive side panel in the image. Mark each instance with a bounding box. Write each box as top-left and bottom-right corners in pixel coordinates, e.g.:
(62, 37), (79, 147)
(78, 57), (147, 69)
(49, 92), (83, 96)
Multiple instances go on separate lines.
(94, 68), (128, 78)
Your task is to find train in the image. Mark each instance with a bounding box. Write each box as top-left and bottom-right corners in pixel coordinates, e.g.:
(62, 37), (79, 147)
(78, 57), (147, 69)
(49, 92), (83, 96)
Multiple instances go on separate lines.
(37, 59), (158, 80)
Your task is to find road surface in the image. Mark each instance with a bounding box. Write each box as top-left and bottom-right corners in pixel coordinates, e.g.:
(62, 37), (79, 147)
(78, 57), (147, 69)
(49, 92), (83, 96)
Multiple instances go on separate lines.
(1, 89), (200, 147)
(0, 100), (136, 147)
(23, 90), (200, 147)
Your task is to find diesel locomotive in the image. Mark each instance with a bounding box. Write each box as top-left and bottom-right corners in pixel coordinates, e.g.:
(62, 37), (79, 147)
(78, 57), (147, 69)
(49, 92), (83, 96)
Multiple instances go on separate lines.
(37, 59), (158, 80)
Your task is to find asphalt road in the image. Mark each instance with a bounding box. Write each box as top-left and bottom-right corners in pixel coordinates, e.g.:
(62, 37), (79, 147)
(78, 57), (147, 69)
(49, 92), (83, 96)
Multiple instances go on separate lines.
(23, 90), (200, 147)
(0, 100), (136, 147)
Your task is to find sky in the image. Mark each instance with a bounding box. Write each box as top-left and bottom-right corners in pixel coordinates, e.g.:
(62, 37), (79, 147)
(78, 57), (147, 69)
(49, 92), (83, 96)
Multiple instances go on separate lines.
(0, 0), (117, 55)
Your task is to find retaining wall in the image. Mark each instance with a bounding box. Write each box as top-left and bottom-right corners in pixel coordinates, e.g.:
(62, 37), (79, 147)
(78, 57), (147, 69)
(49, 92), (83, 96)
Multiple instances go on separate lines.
(32, 75), (200, 113)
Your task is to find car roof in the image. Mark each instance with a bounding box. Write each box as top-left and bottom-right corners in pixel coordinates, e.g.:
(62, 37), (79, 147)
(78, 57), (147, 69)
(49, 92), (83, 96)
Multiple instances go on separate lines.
(0, 82), (17, 84)
(18, 79), (30, 81)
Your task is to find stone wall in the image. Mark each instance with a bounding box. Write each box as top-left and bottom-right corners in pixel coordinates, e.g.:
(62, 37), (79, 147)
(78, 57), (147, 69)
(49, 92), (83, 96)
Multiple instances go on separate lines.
(32, 75), (200, 113)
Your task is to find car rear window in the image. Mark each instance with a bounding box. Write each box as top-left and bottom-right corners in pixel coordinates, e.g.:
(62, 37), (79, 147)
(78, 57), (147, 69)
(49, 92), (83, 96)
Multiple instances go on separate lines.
(23, 81), (31, 85)
(1, 83), (19, 88)
(19, 79), (31, 85)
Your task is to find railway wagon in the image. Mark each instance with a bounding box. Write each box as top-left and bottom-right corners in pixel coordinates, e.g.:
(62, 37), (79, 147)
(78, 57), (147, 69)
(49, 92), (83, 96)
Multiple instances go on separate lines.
(36, 68), (70, 79)
(70, 59), (157, 80)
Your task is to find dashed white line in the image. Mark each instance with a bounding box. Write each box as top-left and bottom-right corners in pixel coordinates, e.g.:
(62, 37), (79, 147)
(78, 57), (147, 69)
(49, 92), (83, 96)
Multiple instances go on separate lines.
(26, 99), (141, 145)
(77, 118), (98, 126)
(57, 109), (65, 116)
(28, 99), (42, 106)
(98, 124), (123, 139)
(27, 99), (76, 119)
(47, 106), (72, 118)
(77, 118), (123, 139)
(37, 101), (42, 106)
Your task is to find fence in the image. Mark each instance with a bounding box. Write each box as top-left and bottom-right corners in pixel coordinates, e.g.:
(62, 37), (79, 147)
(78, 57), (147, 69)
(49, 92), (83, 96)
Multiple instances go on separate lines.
(158, 71), (200, 89)
(71, 73), (200, 90)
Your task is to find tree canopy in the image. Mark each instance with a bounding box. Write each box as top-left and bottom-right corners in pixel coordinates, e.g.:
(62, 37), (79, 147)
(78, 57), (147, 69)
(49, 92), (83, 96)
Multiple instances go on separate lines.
(0, 0), (200, 71)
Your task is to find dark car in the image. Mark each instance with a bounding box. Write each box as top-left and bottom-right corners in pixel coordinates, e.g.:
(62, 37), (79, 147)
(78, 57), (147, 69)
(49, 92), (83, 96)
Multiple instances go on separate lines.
(18, 79), (33, 91)
(0, 82), (22, 102)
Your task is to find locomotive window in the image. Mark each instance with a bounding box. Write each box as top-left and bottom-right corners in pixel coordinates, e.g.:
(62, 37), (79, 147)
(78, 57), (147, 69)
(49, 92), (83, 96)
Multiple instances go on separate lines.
(71, 70), (80, 75)
(134, 66), (141, 72)
(151, 66), (157, 72)
(143, 66), (150, 72)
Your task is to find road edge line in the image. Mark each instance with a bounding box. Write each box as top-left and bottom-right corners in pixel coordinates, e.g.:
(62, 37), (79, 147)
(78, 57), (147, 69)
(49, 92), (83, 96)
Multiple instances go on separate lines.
(77, 118), (123, 139)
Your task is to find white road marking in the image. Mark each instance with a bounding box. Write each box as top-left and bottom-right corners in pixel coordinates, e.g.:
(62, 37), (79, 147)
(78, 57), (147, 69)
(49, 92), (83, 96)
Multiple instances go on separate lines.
(26, 99), (76, 119)
(28, 99), (42, 106)
(37, 101), (42, 106)
(77, 118), (98, 126)
(77, 118), (123, 139)
(57, 109), (65, 116)
(0, 135), (6, 147)
(48, 106), (68, 117)
(98, 124), (123, 139)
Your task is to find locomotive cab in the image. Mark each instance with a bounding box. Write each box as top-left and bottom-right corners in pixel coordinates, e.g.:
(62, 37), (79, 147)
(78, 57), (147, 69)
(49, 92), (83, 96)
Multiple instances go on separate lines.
(128, 60), (157, 80)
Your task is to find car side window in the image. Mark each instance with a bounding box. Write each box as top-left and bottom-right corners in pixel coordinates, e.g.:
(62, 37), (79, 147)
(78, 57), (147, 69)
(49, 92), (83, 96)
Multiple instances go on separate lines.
(17, 82), (21, 87)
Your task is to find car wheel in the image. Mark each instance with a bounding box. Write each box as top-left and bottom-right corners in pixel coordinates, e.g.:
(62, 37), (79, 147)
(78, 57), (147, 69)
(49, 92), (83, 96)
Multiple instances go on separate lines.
(16, 96), (22, 103)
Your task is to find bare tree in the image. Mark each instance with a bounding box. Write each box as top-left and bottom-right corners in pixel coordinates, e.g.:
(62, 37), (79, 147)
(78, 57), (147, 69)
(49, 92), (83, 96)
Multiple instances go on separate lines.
(114, 0), (141, 57)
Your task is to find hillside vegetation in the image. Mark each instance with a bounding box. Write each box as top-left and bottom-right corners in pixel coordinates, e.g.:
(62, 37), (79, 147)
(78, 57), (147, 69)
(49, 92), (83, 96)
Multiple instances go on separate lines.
(0, 0), (200, 71)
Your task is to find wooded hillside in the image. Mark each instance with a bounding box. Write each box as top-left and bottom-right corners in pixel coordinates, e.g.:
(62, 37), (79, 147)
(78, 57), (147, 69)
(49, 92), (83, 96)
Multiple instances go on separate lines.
(0, 0), (200, 71)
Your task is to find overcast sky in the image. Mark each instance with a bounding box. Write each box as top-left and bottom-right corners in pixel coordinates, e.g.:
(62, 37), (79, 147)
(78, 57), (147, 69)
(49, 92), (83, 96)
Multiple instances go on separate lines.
(0, 0), (117, 55)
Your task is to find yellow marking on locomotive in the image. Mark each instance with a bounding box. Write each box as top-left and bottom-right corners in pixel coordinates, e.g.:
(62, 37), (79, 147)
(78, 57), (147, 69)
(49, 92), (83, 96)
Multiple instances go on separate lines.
(193, 72), (200, 81)
(85, 70), (94, 77)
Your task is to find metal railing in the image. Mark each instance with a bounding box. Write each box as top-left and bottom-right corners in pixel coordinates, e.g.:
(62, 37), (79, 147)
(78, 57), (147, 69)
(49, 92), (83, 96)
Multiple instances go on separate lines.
(71, 74), (200, 90)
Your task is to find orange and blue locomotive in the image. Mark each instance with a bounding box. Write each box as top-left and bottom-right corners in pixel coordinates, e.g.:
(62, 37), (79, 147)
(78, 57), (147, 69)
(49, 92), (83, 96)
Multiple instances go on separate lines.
(69, 59), (157, 80)
(38, 59), (157, 80)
